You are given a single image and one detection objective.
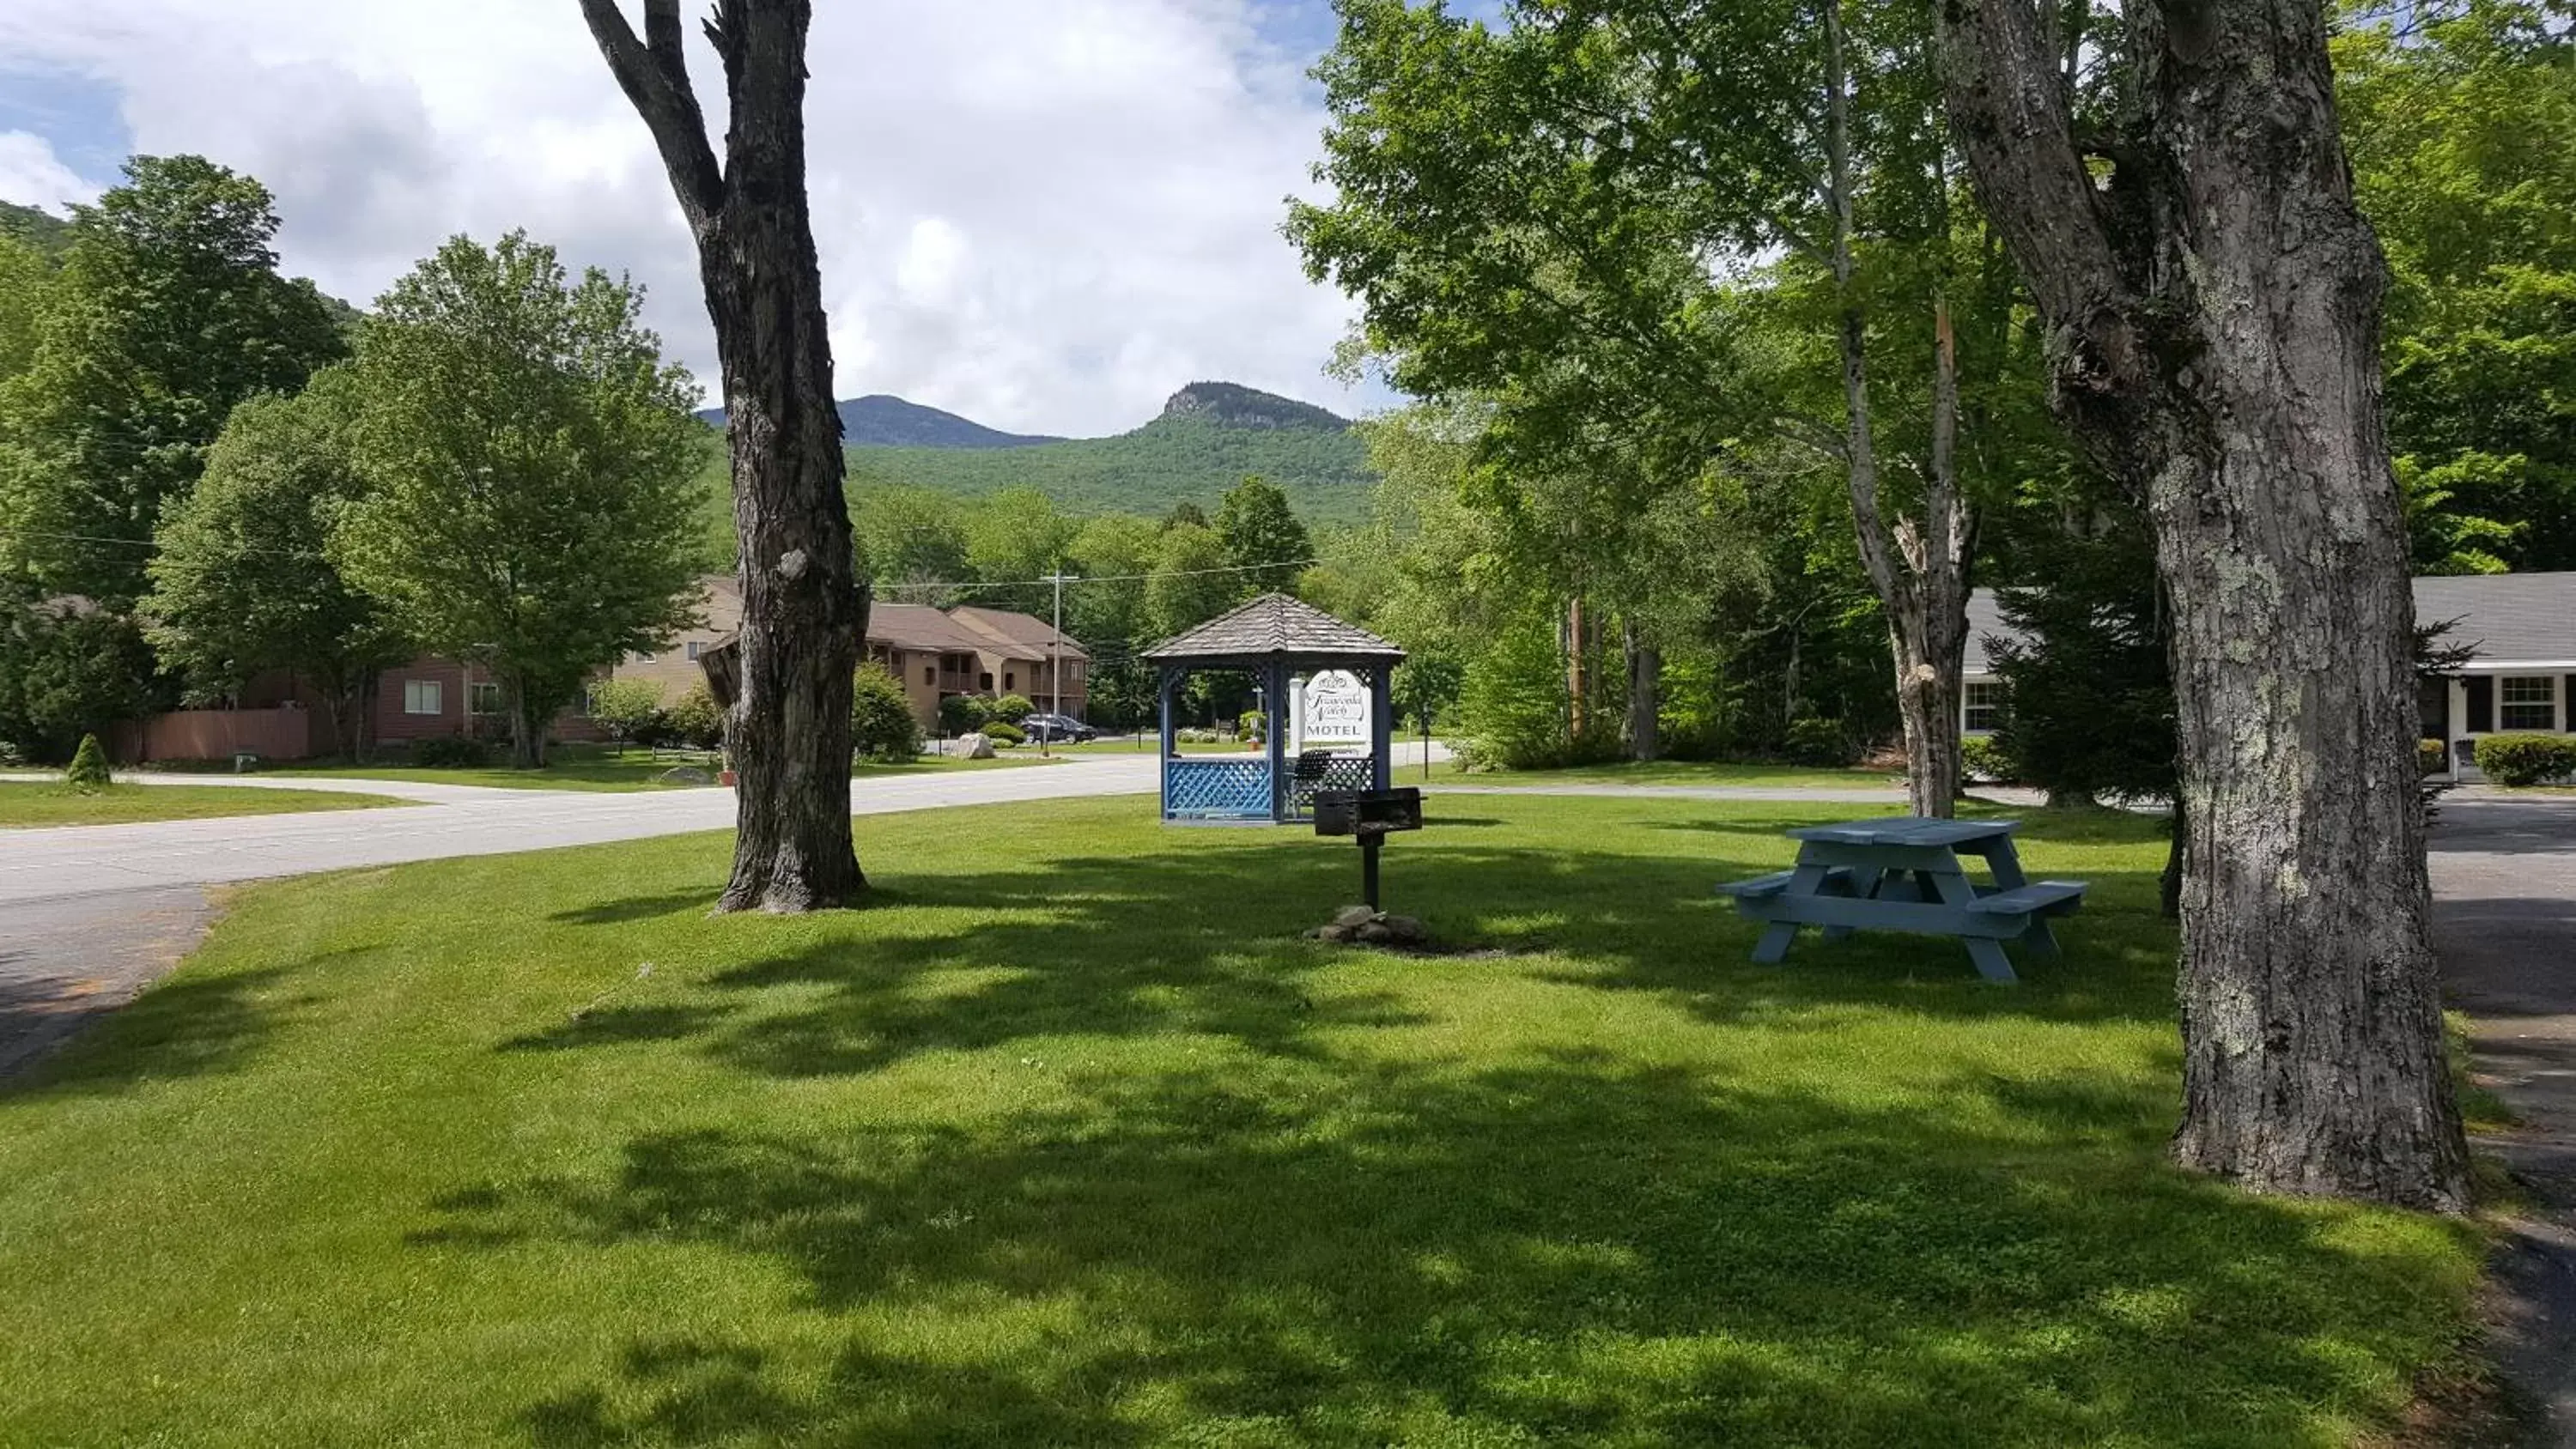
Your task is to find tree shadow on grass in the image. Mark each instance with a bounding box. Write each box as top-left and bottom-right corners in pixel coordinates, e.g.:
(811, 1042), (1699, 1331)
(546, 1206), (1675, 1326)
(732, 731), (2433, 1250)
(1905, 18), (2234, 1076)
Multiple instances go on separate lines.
(2, 965), (307, 1098)
(420, 1052), (2465, 1446)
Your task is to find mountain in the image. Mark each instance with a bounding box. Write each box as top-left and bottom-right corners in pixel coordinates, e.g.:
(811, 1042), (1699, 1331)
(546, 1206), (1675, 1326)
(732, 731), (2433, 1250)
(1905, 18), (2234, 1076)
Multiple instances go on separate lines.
(0, 200), (72, 257)
(689, 381), (1377, 562)
(693, 393), (1065, 450)
(848, 382), (1374, 523)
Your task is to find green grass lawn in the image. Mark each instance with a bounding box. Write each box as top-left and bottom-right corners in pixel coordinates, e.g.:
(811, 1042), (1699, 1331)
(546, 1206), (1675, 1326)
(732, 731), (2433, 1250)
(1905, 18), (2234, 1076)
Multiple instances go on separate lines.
(0, 796), (2484, 1446)
(241, 749), (1048, 792)
(1454, 757), (1911, 791)
(0, 782), (407, 828)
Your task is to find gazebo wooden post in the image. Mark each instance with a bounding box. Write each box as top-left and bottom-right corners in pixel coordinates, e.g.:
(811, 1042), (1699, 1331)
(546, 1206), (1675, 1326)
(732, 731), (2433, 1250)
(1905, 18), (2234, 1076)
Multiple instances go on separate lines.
(1157, 664), (1181, 822)
(1369, 662), (1394, 793)
(1265, 657), (1290, 822)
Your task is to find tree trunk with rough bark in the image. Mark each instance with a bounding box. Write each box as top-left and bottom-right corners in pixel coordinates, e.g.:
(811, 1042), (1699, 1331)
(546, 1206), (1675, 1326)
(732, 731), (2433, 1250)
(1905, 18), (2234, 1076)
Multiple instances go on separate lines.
(1941, 0), (2468, 1207)
(1625, 620), (1660, 763)
(580, 0), (866, 911)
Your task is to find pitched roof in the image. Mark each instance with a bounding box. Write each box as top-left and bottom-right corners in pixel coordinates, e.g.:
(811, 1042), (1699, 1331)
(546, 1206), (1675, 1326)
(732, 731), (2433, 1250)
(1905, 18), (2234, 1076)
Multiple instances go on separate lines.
(1145, 593), (1406, 664)
(866, 603), (994, 654)
(2415, 571), (2576, 665)
(948, 606), (1088, 662)
(1964, 571), (2576, 674)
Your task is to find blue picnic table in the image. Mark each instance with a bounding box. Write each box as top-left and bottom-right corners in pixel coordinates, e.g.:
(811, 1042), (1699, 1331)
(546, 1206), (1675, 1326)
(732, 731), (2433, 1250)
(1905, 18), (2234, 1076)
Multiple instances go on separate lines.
(1715, 817), (2087, 984)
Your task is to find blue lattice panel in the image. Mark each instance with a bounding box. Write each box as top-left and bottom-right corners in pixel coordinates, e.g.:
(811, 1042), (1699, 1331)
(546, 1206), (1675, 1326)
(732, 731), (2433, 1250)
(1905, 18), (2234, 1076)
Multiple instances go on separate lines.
(1165, 758), (1276, 820)
(1285, 755), (1376, 820)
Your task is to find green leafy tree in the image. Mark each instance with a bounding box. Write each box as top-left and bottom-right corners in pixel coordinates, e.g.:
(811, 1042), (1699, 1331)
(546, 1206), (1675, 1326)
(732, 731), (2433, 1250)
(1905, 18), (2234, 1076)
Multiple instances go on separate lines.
(1213, 475), (1311, 597)
(144, 373), (412, 761)
(854, 479), (971, 603)
(1144, 520), (1236, 641)
(961, 486), (1073, 616)
(0, 233), (50, 383)
(585, 678), (666, 754)
(666, 683), (724, 751)
(848, 663), (921, 762)
(987, 693), (1036, 725)
(331, 232), (707, 767)
(2340, 0), (2576, 571)
(0, 155), (344, 601)
(0, 592), (163, 763)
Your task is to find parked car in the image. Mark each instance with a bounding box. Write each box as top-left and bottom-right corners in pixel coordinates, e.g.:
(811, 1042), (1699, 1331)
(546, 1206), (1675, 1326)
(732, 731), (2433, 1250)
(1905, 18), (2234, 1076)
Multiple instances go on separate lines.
(1021, 712), (1097, 743)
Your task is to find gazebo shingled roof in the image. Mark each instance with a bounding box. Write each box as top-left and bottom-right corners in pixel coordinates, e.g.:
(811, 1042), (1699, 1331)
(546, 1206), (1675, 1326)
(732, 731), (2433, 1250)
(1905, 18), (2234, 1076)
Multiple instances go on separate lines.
(1144, 593), (1406, 664)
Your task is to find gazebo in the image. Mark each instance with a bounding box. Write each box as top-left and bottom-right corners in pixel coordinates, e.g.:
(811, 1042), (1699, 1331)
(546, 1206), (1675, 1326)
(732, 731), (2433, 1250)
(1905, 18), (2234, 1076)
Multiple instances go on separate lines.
(1144, 593), (1406, 824)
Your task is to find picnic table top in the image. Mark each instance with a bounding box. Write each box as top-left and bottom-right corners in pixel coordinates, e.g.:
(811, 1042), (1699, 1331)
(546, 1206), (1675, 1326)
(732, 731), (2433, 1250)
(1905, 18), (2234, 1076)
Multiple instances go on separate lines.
(1785, 817), (2021, 849)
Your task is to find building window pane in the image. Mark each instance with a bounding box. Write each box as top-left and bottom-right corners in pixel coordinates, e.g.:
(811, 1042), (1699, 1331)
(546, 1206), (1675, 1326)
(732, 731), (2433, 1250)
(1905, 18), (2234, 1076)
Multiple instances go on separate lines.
(685, 641), (703, 662)
(404, 680), (443, 716)
(2500, 676), (2556, 731)
(469, 682), (503, 716)
(1964, 681), (2008, 733)
(922, 667), (935, 685)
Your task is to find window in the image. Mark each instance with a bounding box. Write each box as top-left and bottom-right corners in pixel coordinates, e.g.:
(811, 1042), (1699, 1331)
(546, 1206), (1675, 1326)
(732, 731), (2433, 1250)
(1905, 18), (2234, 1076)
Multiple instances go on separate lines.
(1004, 670), (1016, 691)
(923, 667), (936, 686)
(2500, 676), (2557, 731)
(685, 640), (704, 662)
(404, 679), (443, 716)
(469, 682), (503, 716)
(633, 652), (656, 664)
(1964, 681), (2008, 733)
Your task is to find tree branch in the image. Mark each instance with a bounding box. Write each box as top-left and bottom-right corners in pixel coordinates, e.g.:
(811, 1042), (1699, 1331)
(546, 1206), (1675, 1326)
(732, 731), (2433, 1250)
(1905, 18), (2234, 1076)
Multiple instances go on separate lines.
(577, 0), (726, 226)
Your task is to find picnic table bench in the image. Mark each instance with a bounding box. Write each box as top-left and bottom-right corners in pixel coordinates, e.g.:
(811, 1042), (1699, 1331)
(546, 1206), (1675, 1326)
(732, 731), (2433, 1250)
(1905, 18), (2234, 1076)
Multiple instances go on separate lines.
(1716, 817), (2087, 984)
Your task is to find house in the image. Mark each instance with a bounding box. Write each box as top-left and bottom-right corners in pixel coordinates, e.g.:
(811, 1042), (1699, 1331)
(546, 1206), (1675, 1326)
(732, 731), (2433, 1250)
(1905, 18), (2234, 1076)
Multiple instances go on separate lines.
(1961, 572), (2576, 780)
(608, 576), (1091, 731)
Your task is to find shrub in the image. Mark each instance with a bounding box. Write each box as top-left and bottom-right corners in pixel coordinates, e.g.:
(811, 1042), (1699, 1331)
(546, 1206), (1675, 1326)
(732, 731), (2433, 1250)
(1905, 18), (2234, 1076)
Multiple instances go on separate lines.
(665, 684), (725, 750)
(410, 736), (493, 769)
(979, 720), (1027, 747)
(1237, 709), (1267, 743)
(987, 694), (1036, 725)
(1783, 716), (1856, 767)
(64, 733), (112, 791)
(1458, 612), (1572, 770)
(939, 694), (992, 737)
(1961, 735), (2017, 784)
(2474, 732), (2576, 787)
(585, 678), (666, 752)
(850, 663), (923, 762)
(2418, 738), (2450, 777)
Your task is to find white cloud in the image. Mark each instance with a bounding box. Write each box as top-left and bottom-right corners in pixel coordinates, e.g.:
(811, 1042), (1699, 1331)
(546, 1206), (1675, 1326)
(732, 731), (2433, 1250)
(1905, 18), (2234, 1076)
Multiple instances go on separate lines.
(0, 129), (97, 211)
(0, 0), (1367, 435)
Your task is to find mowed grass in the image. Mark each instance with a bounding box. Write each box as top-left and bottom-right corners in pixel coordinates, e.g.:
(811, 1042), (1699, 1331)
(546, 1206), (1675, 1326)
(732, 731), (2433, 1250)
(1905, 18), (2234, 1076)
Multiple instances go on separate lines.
(0, 782), (407, 828)
(0, 796), (2484, 1447)
(250, 748), (1048, 792)
(1456, 758), (1910, 791)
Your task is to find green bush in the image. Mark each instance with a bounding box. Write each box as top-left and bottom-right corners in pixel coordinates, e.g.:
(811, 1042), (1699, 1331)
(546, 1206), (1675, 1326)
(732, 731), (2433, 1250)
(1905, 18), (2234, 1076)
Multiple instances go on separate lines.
(987, 694), (1036, 725)
(1237, 709), (1267, 743)
(850, 663), (923, 762)
(939, 694), (992, 737)
(410, 736), (493, 769)
(665, 684), (725, 750)
(2474, 732), (2576, 786)
(1961, 734), (2017, 784)
(979, 720), (1028, 747)
(585, 678), (666, 751)
(1783, 716), (1856, 767)
(2418, 738), (2450, 776)
(1458, 613), (1571, 770)
(64, 733), (112, 792)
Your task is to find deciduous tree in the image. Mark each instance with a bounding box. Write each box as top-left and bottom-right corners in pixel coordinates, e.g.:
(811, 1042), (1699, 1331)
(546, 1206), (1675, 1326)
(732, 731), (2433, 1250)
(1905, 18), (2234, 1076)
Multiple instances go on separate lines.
(580, 0), (870, 911)
(1939, 0), (2470, 1205)
(331, 233), (705, 770)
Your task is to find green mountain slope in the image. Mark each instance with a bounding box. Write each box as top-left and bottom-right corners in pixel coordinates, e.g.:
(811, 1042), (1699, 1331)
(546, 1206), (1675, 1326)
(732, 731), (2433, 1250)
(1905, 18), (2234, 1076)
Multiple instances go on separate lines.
(854, 409), (1375, 523)
(691, 383), (1379, 563)
(0, 200), (71, 256)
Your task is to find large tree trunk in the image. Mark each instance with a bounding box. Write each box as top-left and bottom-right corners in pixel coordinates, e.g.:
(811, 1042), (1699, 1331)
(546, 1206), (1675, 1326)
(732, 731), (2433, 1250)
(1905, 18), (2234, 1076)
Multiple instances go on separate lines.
(1941, 0), (2468, 1207)
(581, 0), (866, 911)
(1624, 619), (1660, 762)
(1825, 2), (1972, 817)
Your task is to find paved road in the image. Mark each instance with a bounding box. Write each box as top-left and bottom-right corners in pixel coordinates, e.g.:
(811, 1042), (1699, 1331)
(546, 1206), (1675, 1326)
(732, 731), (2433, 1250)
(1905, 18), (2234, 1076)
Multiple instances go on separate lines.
(2429, 795), (2576, 1445)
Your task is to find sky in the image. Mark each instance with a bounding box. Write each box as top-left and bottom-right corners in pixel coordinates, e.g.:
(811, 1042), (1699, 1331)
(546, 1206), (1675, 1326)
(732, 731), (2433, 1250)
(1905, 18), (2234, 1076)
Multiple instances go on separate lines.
(0, 0), (1411, 438)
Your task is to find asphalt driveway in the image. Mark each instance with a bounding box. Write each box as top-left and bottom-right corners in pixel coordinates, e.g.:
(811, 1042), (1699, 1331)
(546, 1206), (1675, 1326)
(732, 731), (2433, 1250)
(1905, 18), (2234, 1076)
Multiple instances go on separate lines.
(2429, 793), (2576, 1444)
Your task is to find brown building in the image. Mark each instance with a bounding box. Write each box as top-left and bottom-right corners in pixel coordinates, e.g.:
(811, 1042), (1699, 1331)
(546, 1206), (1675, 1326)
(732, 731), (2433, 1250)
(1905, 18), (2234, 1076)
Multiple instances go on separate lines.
(608, 576), (1091, 730)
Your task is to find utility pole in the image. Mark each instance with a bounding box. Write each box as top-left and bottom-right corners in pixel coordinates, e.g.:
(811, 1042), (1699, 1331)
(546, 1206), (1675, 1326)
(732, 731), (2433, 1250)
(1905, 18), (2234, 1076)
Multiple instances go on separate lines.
(1042, 572), (1078, 757)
